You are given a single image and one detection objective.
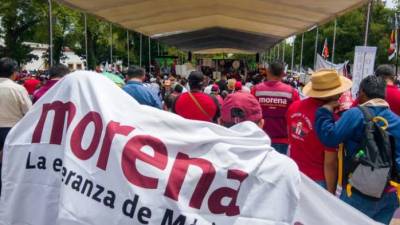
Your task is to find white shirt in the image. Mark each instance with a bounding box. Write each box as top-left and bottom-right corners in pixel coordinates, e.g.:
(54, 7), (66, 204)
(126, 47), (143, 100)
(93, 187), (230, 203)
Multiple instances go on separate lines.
(203, 84), (213, 94)
(0, 78), (32, 127)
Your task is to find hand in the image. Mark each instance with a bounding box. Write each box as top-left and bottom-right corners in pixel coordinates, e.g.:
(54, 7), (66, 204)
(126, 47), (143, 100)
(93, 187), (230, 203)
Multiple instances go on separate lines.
(322, 101), (340, 112)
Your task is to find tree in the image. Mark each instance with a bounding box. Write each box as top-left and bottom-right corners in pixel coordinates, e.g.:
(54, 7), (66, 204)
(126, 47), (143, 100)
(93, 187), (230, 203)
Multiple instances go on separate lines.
(266, 1), (394, 70)
(0, 0), (44, 66)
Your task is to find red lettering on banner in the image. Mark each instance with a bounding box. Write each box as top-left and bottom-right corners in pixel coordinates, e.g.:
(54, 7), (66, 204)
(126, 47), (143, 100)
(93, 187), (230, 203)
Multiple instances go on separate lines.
(70, 112), (103, 160)
(97, 121), (135, 170)
(32, 101), (76, 144)
(165, 152), (216, 209)
(121, 135), (168, 189)
(31, 101), (250, 216)
(208, 169), (248, 216)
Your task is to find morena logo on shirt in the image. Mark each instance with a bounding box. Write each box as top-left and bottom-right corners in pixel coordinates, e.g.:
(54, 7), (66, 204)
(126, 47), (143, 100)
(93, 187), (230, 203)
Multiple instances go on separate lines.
(258, 97), (288, 105)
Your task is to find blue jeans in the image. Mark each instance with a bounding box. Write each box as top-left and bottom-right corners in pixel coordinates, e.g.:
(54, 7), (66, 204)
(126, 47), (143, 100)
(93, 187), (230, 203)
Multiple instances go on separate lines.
(272, 143), (288, 155)
(340, 190), (399, 224)
(0, 127), (11, 197)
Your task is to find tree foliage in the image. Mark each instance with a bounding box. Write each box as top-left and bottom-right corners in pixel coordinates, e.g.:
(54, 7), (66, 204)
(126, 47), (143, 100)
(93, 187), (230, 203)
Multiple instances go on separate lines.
(0, 0), (44, 65)
(271, 1), (394, 70)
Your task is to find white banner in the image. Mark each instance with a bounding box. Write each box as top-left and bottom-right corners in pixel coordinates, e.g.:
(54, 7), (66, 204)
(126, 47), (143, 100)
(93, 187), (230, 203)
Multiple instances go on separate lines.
(352, 46), (377, 98)
(0, 71), (380, 225)
(315, 54), (348, 75)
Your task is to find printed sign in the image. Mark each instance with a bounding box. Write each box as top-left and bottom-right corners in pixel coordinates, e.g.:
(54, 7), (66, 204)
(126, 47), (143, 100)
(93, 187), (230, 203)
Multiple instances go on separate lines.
(352, 46), (377, 98)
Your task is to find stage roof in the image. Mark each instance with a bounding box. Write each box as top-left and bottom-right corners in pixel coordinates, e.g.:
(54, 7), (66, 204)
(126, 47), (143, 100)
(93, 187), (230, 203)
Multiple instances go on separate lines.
(57, 0), (368, 52)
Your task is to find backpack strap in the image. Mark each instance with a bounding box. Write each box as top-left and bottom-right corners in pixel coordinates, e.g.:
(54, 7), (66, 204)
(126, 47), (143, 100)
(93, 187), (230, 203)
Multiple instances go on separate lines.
(338, 144), (344, 188)
(358, 106), (374, 122)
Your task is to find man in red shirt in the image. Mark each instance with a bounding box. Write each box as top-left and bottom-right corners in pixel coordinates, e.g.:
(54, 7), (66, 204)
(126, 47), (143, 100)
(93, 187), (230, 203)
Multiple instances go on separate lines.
(287, 69), (352, 193)
(33, 64), (70, 103)
(375, 64), (400, 116)
(23, 75), (40, 96)
(173, 71), (220, 122)
(252, 61), (300, 154)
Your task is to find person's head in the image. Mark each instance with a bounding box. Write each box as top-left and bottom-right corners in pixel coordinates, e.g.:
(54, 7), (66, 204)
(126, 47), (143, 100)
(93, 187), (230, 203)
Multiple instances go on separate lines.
(126, 66), (145, 81)
(303, 69), (352, 102)
(163, 79), (172, 89)
(180, 78), (188, 87)
(220, 92), (264, 128)
(358, 75), (386, 104)
(173, 84), (183, 94)
(227, 78), (236, 92)
(163, 93), (177, 111)
(0, 57), (18, 79)
(211, 84), (220, 94)
(48, 64), (70, 79)
(375, 64), (395, 83)
(188, 71), (204, 91)
(267, 61), (284, 78)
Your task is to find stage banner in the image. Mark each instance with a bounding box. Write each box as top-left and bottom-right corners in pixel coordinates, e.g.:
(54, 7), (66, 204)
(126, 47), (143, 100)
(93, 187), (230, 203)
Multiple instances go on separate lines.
(352, 46), (377, 98)
(0, 72), (380, 225)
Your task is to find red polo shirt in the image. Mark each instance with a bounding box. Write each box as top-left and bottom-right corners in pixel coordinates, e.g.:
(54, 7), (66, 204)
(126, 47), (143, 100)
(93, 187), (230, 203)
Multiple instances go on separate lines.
(252, 80), (300, 144)
(173, 92), (219, 122)
(386, 84), (400, 116)
(287, 98), (336, 181)
(23, 78), (40, 95)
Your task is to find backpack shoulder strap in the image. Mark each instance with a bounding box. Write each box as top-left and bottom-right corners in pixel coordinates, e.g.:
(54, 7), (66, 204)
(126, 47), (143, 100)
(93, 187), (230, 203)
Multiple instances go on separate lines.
(358, 106), (374, 122)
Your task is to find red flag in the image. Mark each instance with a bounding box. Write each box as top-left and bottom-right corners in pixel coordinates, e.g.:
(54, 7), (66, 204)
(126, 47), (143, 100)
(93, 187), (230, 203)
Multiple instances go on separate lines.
(322, 38), (329, 59)
(388, 30), (397, 61)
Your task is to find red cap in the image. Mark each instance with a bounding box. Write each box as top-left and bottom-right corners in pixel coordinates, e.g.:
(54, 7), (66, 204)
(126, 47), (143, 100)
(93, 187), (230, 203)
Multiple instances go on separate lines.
(211, 84), (219, 92)
(235, 81), (242, 91)
(221, 92), (262, 126)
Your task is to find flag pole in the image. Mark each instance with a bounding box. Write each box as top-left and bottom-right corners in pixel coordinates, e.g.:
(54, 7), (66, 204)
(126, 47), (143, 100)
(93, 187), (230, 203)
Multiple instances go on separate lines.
(332, 19), (337, 65)
(110, 24), (113, 65)
(283, 40), (286, 63)
(48, 0), (53, 67)
(140, 34), (142, 67)
(291, 37), (295, 73)
(364, 1), (372, 46)
(127, 30), (130, 67)
(277, 43), (280, 60)
(84, 13), (88, 69)
(300, 33), (304, 72)
(314, 27), (319, 70)
(148, 36), (151, 73)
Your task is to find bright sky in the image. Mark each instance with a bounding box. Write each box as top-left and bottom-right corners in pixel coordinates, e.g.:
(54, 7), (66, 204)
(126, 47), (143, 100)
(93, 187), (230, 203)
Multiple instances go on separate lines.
(387, 0), (396, 8)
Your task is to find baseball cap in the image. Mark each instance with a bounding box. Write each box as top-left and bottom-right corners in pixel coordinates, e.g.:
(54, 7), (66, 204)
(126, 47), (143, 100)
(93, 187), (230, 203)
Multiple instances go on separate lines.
(221, 92), (262, 126)
(211, 84), (219, 92)
(235, 81), (242, 91)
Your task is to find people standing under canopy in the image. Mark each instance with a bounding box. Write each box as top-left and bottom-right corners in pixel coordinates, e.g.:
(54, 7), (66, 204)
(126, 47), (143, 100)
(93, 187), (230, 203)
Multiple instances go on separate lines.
(252, 61), (300, 155)
(287, 69), (352, 194)
(315, 75), (400, 224)
(33, 64), (70, 103)
(173, 71), (220, 123)
(123, 66), (162, 109)
(0, 57), (32, 195)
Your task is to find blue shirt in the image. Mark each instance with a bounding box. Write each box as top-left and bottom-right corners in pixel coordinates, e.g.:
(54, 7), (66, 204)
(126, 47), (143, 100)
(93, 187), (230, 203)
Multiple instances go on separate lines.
(315, 106), (400, 171)
(123, 81), (162, 109)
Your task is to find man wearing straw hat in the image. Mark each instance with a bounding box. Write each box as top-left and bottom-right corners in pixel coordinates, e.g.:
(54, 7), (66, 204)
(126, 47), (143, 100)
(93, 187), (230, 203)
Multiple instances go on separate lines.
(287, 69), (352, 194)
(315, 75), (400, 224)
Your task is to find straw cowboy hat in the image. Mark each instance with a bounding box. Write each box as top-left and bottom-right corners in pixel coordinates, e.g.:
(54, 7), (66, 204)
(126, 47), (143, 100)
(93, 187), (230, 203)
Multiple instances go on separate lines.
(303, 69), (352, 98)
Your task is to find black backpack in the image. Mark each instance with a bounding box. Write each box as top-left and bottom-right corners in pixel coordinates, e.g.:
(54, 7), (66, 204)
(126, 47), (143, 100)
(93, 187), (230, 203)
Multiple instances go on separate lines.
(346, 106), (396, 198)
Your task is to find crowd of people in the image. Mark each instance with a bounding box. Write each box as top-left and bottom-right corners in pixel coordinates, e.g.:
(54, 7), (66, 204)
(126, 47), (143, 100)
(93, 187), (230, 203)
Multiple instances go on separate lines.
(2, 56), (400, 224)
